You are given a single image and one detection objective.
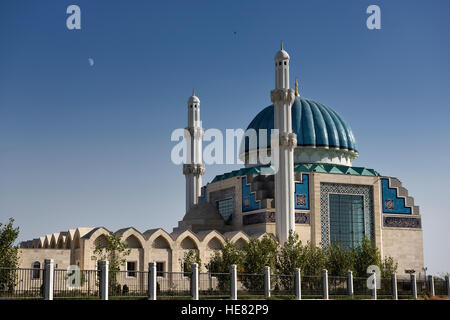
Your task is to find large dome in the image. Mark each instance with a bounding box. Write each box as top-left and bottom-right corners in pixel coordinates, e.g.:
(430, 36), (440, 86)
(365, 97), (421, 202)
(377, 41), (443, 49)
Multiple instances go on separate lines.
(241, 97), (358, 166)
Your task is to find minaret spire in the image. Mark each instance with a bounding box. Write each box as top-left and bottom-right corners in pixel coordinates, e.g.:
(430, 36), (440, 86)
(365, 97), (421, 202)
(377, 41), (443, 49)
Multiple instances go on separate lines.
(271, 42), (297, 244)
(295, 78), (299, 97)
(281, 40), (283, 50)
(183, 90), (205, 213)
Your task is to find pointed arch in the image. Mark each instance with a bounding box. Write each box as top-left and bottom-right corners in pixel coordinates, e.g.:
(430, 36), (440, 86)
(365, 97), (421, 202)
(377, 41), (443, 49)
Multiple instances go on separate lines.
(65, 229), (75, 249)
(224, 231), (250, 248)
(198, 230), (226, 250)
(145, 229), (174, 249)
(43, 235), (52, 248)
(50, 233), (59, 249)
(173, 230), (201, 250)
(73, 227), (95, 250)
(115, 227), (145, 249)
(57, 235), (66, 249)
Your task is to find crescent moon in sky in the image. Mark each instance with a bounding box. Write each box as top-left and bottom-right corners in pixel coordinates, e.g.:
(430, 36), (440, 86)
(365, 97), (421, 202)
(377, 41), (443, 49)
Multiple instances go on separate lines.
(88, 58), (94, 66)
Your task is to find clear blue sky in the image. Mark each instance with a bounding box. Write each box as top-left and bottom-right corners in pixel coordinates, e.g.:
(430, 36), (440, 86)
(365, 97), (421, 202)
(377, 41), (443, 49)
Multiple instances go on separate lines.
(1, 0), (449, 274)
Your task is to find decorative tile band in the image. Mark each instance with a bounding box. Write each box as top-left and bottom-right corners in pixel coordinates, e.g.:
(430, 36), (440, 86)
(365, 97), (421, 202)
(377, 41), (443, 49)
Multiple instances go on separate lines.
(242, 211), (310, 225)
(383, 216), (421, 229)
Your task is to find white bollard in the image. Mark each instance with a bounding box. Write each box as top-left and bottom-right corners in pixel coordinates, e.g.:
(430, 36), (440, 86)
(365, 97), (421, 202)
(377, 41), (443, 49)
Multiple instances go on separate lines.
(411, 274), (417, 300)
(148, 262), (157, 300)
(428, 275), (435, 297)
(264, 266), (271, 299)
(322, 269), (329, 300)
(99, 260), (109, 300)
(294, 268), (301, 300)
(44, 259), (54, 300)
(392, 273), (398, 300)
(230, 264), (237, 300)
(371, 272), (377, 300)
(347, 270), (354, 298)
(191, 263), (199, 300)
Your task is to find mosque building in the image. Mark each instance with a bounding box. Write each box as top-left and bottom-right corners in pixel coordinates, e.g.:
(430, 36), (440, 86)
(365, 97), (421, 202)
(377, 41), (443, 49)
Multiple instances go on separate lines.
(18, 43), (425, 278)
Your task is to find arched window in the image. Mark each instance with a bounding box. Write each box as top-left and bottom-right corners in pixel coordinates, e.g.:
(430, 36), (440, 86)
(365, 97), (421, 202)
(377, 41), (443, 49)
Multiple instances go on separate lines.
(32, 261), (41, 279)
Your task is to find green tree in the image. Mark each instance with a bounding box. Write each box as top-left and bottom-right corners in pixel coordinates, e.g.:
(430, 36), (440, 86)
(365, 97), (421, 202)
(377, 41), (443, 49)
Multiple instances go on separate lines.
(275, 231), (304, 292)
(276, 231), (303, 275)
(353, 237), (381, 278)
(181, 249), (202, 275)
(324, 241), (355, 277)
(301, 242), (326, 276)
(242, 235), (278, 292)
(93, 232), (131, 295)
(380, 256), (398, 279)
(206, 240), (244, 291)
(0, 218), (20, 294)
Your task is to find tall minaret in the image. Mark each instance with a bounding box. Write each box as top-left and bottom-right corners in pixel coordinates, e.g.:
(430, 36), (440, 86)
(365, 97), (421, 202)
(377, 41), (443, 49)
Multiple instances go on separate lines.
(183, 89), (205, 213)
(270, 41), (297, 244)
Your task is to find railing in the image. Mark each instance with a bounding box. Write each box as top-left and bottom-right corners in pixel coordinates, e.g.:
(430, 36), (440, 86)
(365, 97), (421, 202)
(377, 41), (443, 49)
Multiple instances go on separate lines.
(328, 276), (348, 298)
(199, 272), (230, 299)
(271, 274), (295, 298)
(53, 269), (99, 299)
(236, 273), (265, 298)
(301, 275), (323, 298)
(1, 264), (449, 300)
(157, 271), (191, 298)
(0, 267), (43, 299)
(108, 270), (147, 298)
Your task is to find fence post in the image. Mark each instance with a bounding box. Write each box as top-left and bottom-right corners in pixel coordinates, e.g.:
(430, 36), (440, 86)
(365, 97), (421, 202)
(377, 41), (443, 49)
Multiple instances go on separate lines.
(99, 260), (109, 300)
(445, 276), (450, 299)
(371, 272), (377, 300)
(392, 273), (398, 300)
(347, 270), (353, 298)
(230, 264), (237, 300)
(148, 262), (156, 300)
(43, 259), (54, 300)
(446, 275), (450, 299)
(427, 275), (435, 297)
(191, 263), (199, 300)
(411, 274), (417, 300)
(322, 269), (329, 300)
(264, 266), (271, 299)
(294, 268), (301, 300)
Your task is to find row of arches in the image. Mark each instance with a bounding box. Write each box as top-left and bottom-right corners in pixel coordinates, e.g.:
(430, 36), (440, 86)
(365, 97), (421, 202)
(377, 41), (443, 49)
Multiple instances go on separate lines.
(19, 227), (267, 252)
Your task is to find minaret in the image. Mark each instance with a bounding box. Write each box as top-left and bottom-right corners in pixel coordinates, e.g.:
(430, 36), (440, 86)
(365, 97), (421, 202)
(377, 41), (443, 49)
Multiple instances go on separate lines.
(270, 41), (297, 244)
(183, 89), (205, 213)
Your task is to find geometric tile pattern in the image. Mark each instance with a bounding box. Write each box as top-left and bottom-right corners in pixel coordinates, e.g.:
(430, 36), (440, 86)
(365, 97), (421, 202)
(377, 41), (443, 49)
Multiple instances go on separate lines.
(320, 183), (374, 247)
(241, 176), (261, 212)
(381, 178), (412, 214)
(294, 173), (310, 210)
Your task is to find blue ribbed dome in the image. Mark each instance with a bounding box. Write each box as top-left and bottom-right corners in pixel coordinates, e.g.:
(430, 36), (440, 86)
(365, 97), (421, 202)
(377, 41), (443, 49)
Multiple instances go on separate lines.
(243, 97), (357, 153)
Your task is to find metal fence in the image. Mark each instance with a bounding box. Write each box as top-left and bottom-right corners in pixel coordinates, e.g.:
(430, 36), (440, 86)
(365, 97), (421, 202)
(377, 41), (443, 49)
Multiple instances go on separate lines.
(237, 273), (265, 298)
(0, 267), (43, 299)
(1, 265), (449, 300)
(271, 274), (295, 298)
(54, 269), (99, 299)
(328, 276), (348, 298)
(301, 275), (323, 298)
(157, 272), (191, 298)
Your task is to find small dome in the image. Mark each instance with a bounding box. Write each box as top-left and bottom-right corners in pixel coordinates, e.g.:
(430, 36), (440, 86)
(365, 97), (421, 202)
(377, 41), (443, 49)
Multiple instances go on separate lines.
(275, 49), (290, 60)
(242, 97), (357, 153)
(188, 95), (200, 104)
